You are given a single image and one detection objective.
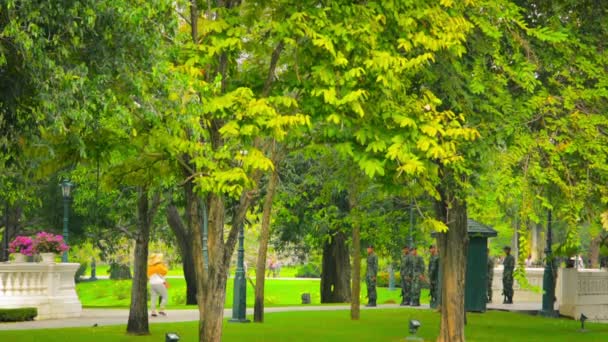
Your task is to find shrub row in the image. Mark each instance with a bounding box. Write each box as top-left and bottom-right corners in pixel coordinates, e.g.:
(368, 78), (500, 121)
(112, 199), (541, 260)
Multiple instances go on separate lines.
(0, 308), (37, 322)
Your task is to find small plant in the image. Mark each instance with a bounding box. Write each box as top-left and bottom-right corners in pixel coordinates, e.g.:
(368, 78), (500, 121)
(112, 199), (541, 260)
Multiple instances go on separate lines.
(8, 236), (34, 256)
(32, 232), (69, 254)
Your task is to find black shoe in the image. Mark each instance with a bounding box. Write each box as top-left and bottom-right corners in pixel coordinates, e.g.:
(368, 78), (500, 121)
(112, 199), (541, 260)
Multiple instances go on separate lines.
(365, 302), (377, 307)
(400, 302), (408, 306)
(411, 301), (420, 307)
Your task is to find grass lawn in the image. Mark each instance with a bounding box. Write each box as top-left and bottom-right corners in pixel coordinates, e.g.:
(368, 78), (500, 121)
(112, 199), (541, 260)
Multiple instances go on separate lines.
(77, 278), (427, 308)
(1, 309), (606, 341)
(91, 265), (300, 278)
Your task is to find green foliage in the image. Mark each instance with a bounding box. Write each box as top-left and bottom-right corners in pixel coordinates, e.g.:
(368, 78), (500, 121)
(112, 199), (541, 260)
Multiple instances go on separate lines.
(294, 263), (321, 278)
(0, 307), (37, 322)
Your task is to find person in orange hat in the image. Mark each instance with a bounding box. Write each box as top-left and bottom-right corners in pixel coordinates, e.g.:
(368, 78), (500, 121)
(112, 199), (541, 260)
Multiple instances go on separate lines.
(148, 253), (169, 316)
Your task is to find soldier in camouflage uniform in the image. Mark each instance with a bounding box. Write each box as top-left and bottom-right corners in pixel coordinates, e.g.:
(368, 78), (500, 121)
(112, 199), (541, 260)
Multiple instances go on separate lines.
(428, 245), (439, 308)
(487, 248), (494, 303)
(366, 244), (378, 307)
(502, 246), (515, 304)
(400, 246), (412, 306)
(409, 246), (425, 306)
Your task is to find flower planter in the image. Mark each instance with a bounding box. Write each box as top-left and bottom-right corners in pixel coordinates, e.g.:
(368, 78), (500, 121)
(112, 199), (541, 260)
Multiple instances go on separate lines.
(12, 253), (27, 263)
(40, 253), (57, 263)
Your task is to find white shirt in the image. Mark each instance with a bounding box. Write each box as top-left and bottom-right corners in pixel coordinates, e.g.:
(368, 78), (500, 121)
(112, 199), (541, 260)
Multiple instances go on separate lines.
(149, 273), (165, 285)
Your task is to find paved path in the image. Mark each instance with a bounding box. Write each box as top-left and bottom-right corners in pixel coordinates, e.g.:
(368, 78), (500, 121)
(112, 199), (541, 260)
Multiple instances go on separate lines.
(0, 302), (549, 331)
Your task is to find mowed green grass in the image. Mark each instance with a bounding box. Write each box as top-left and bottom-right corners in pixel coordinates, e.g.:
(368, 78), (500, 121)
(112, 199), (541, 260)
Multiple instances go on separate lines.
(91, 265), (299, 278)
(1, 309), (606, 341)
(76, 278), (428, 308)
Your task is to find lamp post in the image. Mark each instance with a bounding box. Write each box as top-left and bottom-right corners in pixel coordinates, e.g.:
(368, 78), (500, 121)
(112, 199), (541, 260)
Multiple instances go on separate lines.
(230, 150), (250, 323)
(408, 200), (415, 247)
(541, 208), (557, 317)
(60, 180), (73, 263)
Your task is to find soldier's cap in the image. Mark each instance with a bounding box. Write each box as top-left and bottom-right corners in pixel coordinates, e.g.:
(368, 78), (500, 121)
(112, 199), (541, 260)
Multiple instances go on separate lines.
(368, 244), (374, 249)
(503, 246), (511, 251)
(402, 245), (409, 249)
(410, 246), (417, 250)
(429, 244), (436, 249)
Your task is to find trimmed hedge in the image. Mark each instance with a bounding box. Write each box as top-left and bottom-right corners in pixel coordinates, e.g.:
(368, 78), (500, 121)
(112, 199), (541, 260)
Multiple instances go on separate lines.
(0, 308), (38, 322)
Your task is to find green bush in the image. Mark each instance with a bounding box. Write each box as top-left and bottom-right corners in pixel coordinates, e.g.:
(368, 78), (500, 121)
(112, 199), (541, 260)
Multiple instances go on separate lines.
(0, 308), (37, 322)
(295, 263), (321, 278)
(376, 271), (401, 288)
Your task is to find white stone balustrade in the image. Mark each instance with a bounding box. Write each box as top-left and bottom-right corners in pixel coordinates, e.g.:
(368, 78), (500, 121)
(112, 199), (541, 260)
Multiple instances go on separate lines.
(0, 262), (82, 320)
(557, 268), (608, 322)
(491, 267), (548, 303)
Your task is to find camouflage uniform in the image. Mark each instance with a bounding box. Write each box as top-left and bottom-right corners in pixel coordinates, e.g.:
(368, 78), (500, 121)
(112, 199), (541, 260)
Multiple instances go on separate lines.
(428, 253), (439, 308)
(366, 250), (378, 306)
(400, 250), (412, 305)
(502, 253), (515, 304)
(409, 251), (425, 306)
(487, 255), (494, 303)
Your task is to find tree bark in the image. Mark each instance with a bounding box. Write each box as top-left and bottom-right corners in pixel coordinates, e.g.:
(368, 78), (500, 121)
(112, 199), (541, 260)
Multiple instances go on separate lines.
(254, 166), (279, 322)
(166, 203), (198, 304)
(590, 234), (603, 269)
(321, 230), (352, 303)
(126, 188), (160, 335)
(1, 203), (22, 261)
(435, 188), (468, 342)
(196, 193), (226, 342)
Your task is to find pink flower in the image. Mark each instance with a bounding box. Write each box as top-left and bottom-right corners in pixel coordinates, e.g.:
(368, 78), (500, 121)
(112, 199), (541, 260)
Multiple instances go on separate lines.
(32, 232), (70, 254)
(8, 236), (34, 256)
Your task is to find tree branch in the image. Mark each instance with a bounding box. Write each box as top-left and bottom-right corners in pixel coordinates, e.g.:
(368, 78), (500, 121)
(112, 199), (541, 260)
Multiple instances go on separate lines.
(262, 41), (285, 97)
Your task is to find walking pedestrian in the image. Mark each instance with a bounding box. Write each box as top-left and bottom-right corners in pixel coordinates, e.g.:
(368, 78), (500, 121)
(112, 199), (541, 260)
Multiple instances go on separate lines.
(148, 253), (169, 317)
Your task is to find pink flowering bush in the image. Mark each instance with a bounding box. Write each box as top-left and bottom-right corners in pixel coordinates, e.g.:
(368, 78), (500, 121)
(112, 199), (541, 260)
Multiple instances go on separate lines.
(8, 236), (34, 256)
(32, 232), (69, 254)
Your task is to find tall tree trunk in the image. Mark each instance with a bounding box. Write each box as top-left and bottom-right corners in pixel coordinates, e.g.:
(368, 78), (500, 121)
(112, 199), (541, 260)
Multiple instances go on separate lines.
(349, 192), (361, 320)
(166, 203), (197, 304)
(126, 189), (160, 335)
(435, 188), (468, 342)
(1, 202), (9, 262)
(1, 203), (22, 261)
(254, 167), (279, 322)
(321, 230), (352, 303)
(196, 193), (226, 342)
(590, 234), (603, 269)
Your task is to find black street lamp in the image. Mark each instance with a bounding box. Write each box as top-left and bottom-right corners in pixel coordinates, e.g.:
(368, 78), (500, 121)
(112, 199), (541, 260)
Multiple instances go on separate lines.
(60, 180), (74, 263)
(408, 200), (415, 247)
(230, 150), (250, 323)
(541, 208), (557, 317)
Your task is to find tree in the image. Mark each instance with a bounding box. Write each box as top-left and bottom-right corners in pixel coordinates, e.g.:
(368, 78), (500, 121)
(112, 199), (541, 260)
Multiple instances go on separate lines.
(160, 2), (308, 340)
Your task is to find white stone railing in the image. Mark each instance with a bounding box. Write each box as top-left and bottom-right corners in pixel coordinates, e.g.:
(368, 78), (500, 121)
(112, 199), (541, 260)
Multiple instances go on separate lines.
(491, 267), (546, 303)
(557, 268), (608, 322)
(0, 262), (82, 320)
